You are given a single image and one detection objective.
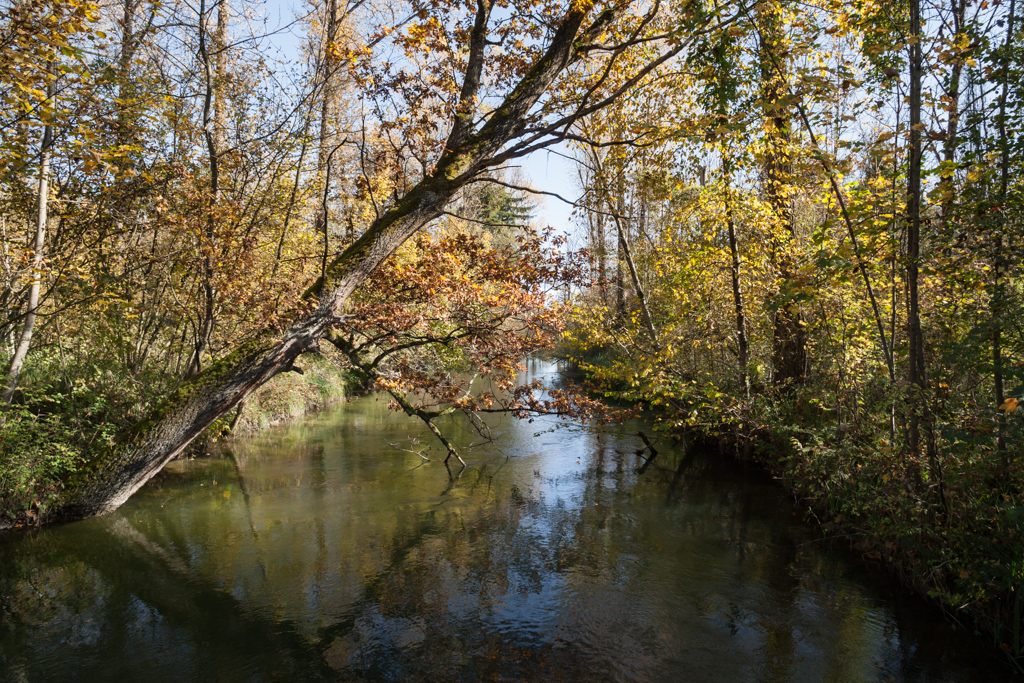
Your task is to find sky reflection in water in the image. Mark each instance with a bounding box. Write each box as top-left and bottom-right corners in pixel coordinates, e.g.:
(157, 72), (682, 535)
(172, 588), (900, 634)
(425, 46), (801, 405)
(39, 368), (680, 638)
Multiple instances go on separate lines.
(0, 360), (1012, 682)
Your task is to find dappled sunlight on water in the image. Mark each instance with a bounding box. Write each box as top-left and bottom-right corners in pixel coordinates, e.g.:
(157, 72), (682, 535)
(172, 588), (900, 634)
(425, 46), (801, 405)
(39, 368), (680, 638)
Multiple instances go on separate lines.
(0, 361), (1013, 681)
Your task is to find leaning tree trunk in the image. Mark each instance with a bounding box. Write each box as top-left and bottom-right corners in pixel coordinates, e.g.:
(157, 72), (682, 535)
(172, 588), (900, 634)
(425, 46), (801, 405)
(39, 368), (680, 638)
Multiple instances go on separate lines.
(52, 183), (448, 520)
(40, 4), (602, 524)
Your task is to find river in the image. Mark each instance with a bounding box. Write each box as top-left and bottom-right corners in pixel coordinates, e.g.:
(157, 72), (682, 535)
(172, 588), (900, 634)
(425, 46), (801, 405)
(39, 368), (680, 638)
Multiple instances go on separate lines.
(0, 360), (1012, 681)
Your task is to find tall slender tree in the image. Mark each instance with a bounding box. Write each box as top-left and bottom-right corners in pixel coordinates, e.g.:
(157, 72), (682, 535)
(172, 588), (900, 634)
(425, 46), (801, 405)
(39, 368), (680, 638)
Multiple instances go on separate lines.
(2, 81), (53, 405)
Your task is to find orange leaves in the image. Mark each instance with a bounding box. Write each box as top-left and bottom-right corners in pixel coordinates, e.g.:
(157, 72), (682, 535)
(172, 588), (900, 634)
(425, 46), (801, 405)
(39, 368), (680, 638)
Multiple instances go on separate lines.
(340, 224), (590, 418)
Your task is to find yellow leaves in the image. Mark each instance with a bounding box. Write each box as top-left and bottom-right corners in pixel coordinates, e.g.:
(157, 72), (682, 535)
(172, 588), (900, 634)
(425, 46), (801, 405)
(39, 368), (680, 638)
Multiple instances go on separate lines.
(999, 398), (1019, 413)
(404, 17), (445, 50)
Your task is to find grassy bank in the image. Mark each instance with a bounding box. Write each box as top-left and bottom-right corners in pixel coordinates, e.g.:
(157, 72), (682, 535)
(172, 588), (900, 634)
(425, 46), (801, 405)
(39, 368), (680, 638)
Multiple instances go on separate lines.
(0, 350), (357, 525)
(223, 354), (357, 435)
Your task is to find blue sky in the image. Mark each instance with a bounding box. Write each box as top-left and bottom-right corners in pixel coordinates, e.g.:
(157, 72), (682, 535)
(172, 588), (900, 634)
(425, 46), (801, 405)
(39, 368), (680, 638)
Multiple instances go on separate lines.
(249, 0), (581, 240)
(519, 143), (578, 239)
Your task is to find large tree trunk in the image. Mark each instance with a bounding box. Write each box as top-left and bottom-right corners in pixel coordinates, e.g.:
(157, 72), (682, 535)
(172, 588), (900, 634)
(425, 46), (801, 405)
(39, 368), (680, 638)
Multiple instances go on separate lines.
(759, 0), (805, 388)
(906, 0), (939, 495)
(39, 5), (600, 524)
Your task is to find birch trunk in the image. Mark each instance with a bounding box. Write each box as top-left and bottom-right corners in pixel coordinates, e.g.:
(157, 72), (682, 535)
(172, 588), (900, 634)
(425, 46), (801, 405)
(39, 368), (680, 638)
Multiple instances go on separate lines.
(2, 83), (54, 406)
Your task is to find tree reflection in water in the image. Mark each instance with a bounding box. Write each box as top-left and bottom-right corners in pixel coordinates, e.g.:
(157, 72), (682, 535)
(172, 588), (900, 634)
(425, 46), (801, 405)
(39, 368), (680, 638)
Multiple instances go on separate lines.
(0, 363), (1012, 682)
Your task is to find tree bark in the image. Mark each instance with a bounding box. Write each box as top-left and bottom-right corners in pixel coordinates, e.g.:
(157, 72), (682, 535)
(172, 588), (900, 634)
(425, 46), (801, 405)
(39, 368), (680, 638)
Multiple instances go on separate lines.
(213, 0), (228, 153)
(906, 0), (940, 502)
(596, 206), (607, 305)
(759, 0), (805, 388)
(313, 0), (341, 238)
(3, 82), (54, 406)
(612, 208), (659, 351)
(994, 0), (1016, 464)
(939, 0), (967, 224)
(725, 179), (750, 398)
(116, 0), (138, 134)
(187, 0), (227, 377)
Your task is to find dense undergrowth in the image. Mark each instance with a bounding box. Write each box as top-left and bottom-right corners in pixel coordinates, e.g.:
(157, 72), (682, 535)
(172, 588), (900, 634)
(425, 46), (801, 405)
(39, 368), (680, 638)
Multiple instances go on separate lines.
(226, 355), (357, 435)
(754, 390), (1024, 664)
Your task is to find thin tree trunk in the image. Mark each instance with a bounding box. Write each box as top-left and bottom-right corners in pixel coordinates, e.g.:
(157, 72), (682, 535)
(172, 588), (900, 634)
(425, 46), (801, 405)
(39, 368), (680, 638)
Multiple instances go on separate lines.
(314, 0), (340, 237)
(994, 0), (1016, 464)
(3, 82), (54, 406)
(596, 202), (607, 305)
(0, 215), (14, 353)
(612, 209), (659, 351)
(907, 0), (940, 501)
(939, 0), (967, 224)
(273, 114), (314, 274)
(615, 185), (626, 319)
(188, 0), (224, 377)
(907, 0), (925, 457)
(213, 0), (228, 153)
(116, 0), (138, 136)
(725, 179), (750, 398)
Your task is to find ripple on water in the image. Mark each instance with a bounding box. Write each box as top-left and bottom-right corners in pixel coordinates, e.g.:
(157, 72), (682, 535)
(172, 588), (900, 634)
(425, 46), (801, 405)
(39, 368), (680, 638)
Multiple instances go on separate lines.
(0, 362), (1014, 682)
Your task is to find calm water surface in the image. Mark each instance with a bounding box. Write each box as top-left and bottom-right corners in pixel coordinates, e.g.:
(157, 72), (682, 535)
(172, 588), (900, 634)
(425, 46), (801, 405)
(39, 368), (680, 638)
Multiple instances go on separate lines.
(0, 361), (1013, 681)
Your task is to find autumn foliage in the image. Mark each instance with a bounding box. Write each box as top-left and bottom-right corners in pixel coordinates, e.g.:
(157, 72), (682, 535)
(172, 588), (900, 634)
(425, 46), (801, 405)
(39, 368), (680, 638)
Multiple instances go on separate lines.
(332, 222), (621, 461)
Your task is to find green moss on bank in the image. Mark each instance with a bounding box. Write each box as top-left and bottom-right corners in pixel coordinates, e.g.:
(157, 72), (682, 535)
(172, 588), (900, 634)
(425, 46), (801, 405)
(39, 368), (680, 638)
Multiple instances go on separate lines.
(225, 354), (360, 435)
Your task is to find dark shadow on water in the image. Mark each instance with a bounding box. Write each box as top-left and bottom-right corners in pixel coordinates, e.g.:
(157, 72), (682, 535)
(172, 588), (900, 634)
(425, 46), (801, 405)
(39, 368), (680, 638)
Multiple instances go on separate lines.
(1, 366), (1018, 682)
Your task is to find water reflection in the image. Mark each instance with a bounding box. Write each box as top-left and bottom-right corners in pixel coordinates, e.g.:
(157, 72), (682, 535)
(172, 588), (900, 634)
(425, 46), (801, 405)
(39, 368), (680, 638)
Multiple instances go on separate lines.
(0, 361), (1012, 681)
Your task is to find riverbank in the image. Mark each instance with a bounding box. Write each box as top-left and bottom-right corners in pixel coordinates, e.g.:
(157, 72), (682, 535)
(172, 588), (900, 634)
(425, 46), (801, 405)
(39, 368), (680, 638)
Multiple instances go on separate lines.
(0, 352), (358, 526)
(0, 360), (1011, 681)
(560, 353), (1023, 671)
(751, 420), (1023, 670)
(664, 397), (1023, 671)
(215, 354), (358, 437)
